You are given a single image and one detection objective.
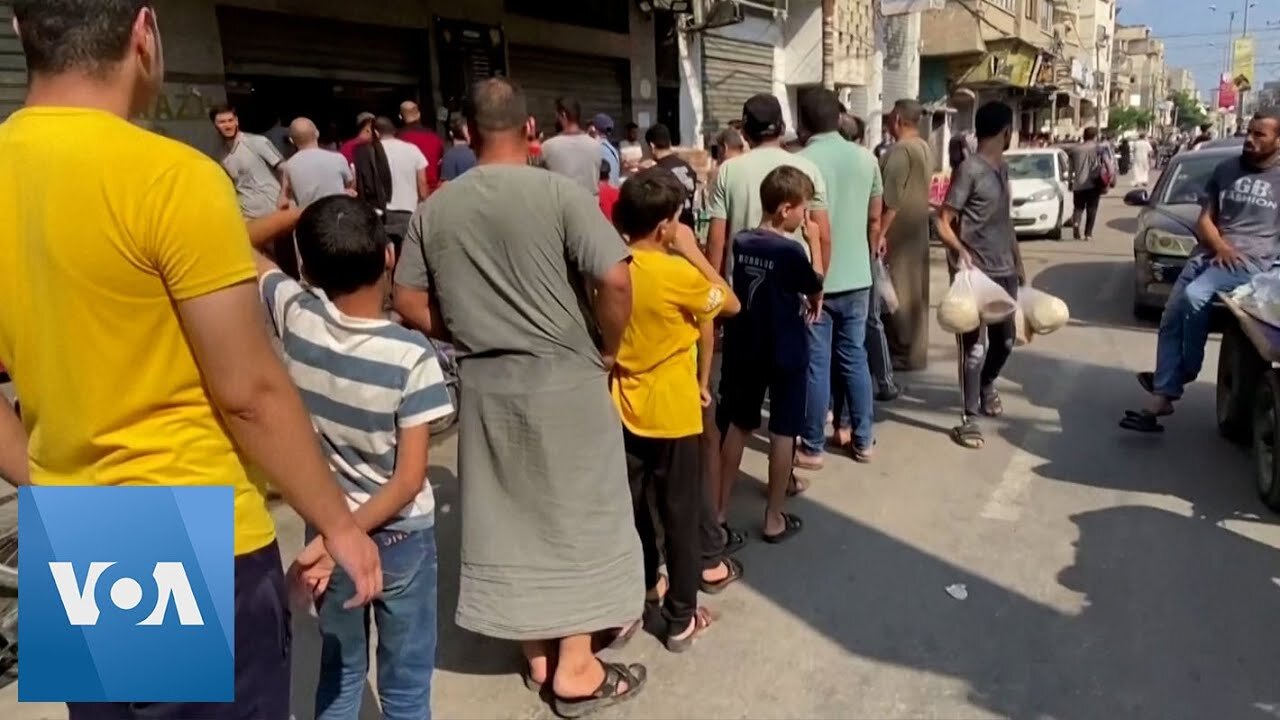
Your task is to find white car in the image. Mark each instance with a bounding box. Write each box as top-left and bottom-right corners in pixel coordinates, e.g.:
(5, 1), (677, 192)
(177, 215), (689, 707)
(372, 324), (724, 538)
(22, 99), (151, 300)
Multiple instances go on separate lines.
(1005, 148), (1074, 239)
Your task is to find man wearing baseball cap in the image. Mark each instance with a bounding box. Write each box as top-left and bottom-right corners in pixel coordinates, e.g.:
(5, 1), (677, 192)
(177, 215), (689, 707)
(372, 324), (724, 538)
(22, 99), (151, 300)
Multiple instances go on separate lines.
(707, 94), (829, 279)
(590, 112), (622, 186)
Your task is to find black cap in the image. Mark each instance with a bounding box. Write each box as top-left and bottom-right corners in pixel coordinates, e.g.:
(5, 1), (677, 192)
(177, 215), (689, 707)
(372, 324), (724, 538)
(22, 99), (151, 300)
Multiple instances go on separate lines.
(742, 94), (784, 139)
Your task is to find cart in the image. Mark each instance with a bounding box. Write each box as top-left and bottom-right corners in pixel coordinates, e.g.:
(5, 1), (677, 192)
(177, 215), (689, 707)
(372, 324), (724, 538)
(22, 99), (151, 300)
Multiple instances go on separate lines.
(1215, 292), (1280, 511)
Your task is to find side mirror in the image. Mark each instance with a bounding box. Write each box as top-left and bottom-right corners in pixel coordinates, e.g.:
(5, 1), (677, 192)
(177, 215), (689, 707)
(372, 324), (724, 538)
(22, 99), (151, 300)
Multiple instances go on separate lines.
(1124, 189), (1150, 206)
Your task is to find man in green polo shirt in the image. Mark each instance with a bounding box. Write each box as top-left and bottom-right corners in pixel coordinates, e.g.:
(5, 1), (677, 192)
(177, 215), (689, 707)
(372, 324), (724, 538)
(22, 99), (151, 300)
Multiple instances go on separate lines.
(795, 88), (883, 468)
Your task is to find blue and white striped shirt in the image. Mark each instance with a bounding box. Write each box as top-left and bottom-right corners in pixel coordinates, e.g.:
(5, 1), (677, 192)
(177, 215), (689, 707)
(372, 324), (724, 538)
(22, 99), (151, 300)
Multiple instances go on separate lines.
(260, 270), (453, 530)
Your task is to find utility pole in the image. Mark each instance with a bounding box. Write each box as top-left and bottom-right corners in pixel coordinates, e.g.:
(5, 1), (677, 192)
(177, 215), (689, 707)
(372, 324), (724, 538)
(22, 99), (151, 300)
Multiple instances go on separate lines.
(821, 0), (835, 91)
(1236, 1), (1253, 130)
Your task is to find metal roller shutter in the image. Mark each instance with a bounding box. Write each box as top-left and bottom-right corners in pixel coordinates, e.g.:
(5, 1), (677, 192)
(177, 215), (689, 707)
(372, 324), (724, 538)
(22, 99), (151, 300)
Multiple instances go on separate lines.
(508, 45), (629, 133)
(0, 2), (26, 121)
(217, 7), (425, 84)
(703, 35), (773, 134)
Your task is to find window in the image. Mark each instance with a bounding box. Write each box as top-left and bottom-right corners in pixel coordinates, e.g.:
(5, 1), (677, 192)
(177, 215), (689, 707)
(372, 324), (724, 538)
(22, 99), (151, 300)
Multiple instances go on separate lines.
(1026, 0), (1036, 20)
(1039, 0), (1054, 30)
(989, 0), (1016, 13)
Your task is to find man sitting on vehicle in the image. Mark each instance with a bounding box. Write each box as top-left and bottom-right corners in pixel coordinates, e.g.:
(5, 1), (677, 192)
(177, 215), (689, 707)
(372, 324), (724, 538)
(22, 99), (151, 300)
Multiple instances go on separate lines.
(1121, 109), (1280, 433)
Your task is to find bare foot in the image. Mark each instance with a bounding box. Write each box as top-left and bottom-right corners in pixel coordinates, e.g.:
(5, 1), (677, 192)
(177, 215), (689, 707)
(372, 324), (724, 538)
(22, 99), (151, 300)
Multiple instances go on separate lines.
(794, 451), (823, 470)
(832, 428), (852, 448)
(1146, 395), (1174, 416)
(702, 560), (729, 584)
(554, 658), (633, 699)
(763, 510), (787, 537)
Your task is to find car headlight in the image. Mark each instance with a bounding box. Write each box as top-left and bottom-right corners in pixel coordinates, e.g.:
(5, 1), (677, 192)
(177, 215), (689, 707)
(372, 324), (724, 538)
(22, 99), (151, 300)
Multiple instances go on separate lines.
(1027, 188), (1057, 202)
(1144, 229), (1197, 257)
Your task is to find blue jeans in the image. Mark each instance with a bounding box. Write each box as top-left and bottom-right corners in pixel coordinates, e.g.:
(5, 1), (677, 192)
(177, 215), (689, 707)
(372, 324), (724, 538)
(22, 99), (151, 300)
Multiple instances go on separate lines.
(1154, 254), (1262, 399)
(802, 289), (874, 453)
(315, 528), (438, 720)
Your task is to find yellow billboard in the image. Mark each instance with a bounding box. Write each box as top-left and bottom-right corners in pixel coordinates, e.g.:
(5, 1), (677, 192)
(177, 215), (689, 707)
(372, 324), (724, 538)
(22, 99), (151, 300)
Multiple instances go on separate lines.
(1233, 37), (1255, 87)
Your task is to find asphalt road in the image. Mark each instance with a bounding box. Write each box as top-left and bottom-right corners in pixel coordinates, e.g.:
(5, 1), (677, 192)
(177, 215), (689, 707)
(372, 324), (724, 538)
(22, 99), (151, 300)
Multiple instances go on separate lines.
(5, 189), (1280, 720)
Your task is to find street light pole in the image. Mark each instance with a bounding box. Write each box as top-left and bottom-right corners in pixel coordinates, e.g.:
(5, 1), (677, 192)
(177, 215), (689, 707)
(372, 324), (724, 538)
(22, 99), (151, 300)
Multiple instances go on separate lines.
(1236, 1), (1257, 130)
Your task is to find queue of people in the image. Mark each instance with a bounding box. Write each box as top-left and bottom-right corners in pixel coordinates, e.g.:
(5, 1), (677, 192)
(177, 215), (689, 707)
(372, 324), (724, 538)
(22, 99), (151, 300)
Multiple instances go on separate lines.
(0, 2), (1115, 720)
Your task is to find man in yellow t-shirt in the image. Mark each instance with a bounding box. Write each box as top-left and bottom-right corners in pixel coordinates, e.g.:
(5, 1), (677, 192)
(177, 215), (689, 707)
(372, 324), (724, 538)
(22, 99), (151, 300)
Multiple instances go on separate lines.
(609, 167), (743, 653)
(0, 3), (381, 717)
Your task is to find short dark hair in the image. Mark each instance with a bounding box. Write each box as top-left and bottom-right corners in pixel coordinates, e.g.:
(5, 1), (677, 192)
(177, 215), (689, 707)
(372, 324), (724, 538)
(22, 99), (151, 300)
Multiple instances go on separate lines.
(14, 0), (150, 76)
(208, 103), (236, 123)
(759, 165), (815, 215)
(373, 116), (397, 137)
(838, 113), (865, 143)
(798, 88), (842, 135)
(714, 127), (744, 152)
(555, 97), (582, 124)
(625, 122), (639, 131)
(1253, 106), (1280, 126)
(465, 78), (530, 139)
(974, 101), (1014, 140)
(295, 196), (389, 298)
(613, 166), (687, 238)
(645, 123), (674, 149)
(1082, 126), (1099, 141)
(892, 99), (925, 127)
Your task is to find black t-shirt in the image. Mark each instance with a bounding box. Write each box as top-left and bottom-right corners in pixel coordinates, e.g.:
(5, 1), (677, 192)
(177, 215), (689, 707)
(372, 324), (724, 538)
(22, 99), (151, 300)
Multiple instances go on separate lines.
(723, 228), (823, 371)
(655, 154), (699, 228)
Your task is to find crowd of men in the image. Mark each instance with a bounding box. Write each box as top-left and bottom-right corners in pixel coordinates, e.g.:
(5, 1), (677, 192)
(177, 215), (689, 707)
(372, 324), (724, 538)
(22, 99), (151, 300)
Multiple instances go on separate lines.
(5, 2), (1280, 720)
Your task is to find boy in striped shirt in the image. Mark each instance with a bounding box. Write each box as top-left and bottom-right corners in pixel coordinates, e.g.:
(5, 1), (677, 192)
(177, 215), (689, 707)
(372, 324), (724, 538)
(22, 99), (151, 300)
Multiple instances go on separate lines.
(252, 195), (454, 719)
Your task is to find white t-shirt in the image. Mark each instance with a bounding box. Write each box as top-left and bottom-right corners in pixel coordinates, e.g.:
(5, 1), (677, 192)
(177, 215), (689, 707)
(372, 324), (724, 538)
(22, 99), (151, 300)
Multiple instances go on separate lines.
(382, 137), (429, 213)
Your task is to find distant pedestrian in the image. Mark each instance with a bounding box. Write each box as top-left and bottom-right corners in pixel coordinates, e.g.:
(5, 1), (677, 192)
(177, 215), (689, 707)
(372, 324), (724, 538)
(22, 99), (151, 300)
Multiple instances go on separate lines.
(392, 77), (645, 717)
(933, 102), (1026, 450)
(376, 116), (429, 252)
(598, 160), (620, 220)
(590, 113), (622, 186)
(279, 117), (353, 209)
(647, 123), (698, 228)
(620, 121), (644, 171)
(212, 104), (284, 219)
(878, 98), (935, 374)
(440, 113), (477, 182)
(341, 112), (376, 165)
(398, 101), (445, 191)
(1068, 127), (1107, 241)
(1132, 132), (1153, 187)
(542, 97), (603, 195)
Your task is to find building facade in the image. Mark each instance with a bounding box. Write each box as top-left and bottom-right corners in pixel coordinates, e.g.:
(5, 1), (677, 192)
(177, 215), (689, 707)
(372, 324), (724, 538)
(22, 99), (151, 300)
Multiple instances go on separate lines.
(1076, 0), (1115, 129)
(1113, 24), (1167, 129)
(2, 0), (664, 156)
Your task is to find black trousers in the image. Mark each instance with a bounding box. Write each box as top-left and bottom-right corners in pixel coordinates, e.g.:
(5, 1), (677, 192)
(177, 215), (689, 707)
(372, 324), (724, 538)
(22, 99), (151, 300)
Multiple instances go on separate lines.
(1071, 187), (1103, 239)
(956, 274), (1019, 421)
(626, 430), (702, 635)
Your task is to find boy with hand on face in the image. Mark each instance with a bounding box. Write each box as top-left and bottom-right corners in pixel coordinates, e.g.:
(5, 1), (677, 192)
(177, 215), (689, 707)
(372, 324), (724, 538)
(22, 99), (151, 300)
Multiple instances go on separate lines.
(611, 166), (744, 652)
(716, 165), (825, 545)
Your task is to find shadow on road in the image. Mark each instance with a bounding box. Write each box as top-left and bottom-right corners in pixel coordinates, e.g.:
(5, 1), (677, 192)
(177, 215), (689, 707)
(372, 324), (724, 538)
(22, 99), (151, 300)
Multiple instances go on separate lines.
(1031, 260), (1157, 332)
(725, 475), (1280, 719)
(1106, 216), (1139, 235)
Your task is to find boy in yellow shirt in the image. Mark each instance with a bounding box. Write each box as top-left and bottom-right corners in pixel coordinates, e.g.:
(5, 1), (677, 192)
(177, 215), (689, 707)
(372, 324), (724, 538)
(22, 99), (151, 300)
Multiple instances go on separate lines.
(610, 166), (742, 652)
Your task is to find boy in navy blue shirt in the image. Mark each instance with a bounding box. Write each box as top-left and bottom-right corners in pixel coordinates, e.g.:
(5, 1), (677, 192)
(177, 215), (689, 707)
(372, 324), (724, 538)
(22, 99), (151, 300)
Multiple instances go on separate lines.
(716, 165), (824, 544)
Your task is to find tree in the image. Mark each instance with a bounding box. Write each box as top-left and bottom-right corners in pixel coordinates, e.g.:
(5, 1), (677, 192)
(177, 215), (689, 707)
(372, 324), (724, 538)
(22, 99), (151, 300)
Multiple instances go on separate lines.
(1108, 106), (1154, 133)
(1168, 89), (1207, 130)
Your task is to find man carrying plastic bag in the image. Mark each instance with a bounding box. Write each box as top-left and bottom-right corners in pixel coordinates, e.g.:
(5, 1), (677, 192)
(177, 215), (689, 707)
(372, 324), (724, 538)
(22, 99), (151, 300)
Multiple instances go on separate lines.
(933, 102), (1025, 449)
(1121, 110), (1280, 433)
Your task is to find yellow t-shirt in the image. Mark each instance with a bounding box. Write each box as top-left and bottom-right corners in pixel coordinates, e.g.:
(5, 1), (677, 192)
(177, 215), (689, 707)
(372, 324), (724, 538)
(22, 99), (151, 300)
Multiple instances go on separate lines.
(0, 107), (275, 556)
(611, 249), (726, 438)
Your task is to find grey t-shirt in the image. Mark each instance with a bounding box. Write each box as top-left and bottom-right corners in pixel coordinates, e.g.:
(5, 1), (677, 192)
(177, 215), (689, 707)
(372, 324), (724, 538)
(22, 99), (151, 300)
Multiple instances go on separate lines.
(219, 132), (284, 219)
(944, 154), (1017, 277)
(283, 147), (352, 208)
(1202, 157), (1280, 261)
(540, 133), (603, 196)
(394, 164), (629, 382)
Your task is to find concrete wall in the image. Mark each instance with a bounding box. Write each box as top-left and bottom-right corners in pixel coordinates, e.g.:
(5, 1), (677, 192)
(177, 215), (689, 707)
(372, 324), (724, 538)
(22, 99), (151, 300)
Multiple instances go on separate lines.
(679, 13), (789, 146)
(149, 0), (657, 154)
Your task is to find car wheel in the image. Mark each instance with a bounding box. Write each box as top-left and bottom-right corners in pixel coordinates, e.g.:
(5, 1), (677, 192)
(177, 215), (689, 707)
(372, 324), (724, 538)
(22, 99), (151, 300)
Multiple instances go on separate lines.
(1252, 370), (1280, 512)
(1046, 201), (1063, 240)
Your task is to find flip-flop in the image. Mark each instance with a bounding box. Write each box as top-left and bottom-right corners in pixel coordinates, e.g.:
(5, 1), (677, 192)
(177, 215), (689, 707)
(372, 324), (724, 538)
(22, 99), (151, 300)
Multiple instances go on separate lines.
(665, 606), (716, 654)
(762, 512), (803, 544)
(720, 523), (746, 555)
(979, 387), (1003, 418)
(951, 421), (984, 449)
(852, 445), (875, 463)
(522, 668), (546, 693)
(552, 662), (647, 718)
(1136, 372), (1188, 413)
(607, 617), (642, 650)
(700, 556), (744, 595)
(793, 454), (823, 471)
(1119, 410), (1165, 433)
(786, 472), (810, 497)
